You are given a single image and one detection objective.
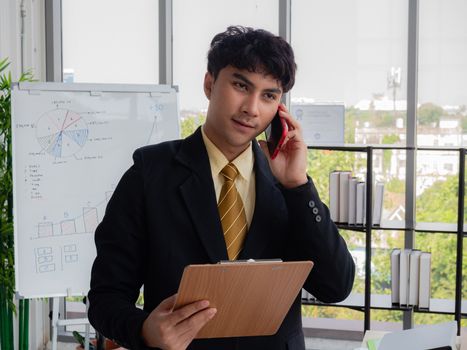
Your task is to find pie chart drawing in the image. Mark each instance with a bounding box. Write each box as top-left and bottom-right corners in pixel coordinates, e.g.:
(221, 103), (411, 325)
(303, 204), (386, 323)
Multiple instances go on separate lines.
(36, 109), (89, 158)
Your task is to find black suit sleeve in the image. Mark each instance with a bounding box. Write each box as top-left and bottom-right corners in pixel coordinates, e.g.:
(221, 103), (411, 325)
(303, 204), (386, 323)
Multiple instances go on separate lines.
(88, 150), (150, 349)
(281, 177), (355, 303)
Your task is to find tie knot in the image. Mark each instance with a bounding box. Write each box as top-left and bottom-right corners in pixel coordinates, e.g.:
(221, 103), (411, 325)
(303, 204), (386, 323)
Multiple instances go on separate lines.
(221, 163), (239, 182)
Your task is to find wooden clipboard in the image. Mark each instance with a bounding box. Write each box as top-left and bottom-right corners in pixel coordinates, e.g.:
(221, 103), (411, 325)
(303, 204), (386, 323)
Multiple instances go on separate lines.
(173, 260), (313, 339)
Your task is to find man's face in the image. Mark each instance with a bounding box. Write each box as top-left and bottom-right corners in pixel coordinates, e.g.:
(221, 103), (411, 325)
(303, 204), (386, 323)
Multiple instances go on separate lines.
(203, 65), (283, 160)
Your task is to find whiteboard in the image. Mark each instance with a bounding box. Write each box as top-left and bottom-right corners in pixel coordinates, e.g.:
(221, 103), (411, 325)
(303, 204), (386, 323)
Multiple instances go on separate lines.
(12, 82), (179, 298)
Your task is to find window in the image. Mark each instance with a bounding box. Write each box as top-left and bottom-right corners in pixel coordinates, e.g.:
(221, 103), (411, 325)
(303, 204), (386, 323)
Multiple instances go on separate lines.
(416, 151), (458, 223)
(414, 232), (458, 326)
(291, 0), (408, 146)
(51, 0), (467, 338)
(443, 163), (453, 172)
(173, 0), (278, 116)
(62, 0), (159, 83)
(418, 0), (467, 147)
(293, 1), (408, 330)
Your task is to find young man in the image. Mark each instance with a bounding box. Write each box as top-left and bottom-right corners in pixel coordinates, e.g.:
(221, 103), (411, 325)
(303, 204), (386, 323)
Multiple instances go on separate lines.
(88, 26), (355, 350)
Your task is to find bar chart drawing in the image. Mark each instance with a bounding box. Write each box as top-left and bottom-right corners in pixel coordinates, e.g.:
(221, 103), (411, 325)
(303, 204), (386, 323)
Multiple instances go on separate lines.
(60, 219), (76, 235)
(38, 222), (54, 237)
(83, 207), (99, 233)
(32, 192), (111, 240)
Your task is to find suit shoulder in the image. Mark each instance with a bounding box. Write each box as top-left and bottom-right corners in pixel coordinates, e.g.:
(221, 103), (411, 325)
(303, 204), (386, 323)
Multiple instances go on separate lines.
(131, 139), (182, 173)
(134, 139), (182, 158)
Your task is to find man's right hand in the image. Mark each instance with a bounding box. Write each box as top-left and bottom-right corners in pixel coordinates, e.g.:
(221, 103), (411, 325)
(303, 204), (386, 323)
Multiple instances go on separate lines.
(141, 293), (217, 350)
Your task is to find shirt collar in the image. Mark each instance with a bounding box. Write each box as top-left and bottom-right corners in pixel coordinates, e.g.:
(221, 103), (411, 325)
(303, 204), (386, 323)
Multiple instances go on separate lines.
(201, 126), (254, 180)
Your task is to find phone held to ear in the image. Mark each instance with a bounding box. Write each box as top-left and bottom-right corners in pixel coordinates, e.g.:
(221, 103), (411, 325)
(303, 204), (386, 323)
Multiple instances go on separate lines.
(264, 109), (288, 159)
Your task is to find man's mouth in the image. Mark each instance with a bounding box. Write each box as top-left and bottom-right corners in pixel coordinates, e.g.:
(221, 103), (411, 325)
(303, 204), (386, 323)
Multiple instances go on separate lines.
(232, 119), (255, 129)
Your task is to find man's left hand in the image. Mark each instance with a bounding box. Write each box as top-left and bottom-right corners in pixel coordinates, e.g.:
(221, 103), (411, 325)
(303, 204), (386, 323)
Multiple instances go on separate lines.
(259, 104), (308, 189)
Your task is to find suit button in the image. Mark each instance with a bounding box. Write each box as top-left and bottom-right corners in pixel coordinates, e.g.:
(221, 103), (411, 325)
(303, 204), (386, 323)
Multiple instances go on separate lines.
(308, 200), (315, 208)
(312, 207), (319, 214)
(316, 215), (322, 222)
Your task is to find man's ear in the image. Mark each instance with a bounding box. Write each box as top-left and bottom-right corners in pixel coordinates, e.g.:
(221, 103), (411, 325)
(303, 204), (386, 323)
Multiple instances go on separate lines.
(204, 72), (214, 100)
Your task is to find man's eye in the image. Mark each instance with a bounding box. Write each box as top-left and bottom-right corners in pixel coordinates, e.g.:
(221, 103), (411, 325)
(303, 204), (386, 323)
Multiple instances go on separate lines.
(234, 82), (248, 90)
(264, 93), (277, 101)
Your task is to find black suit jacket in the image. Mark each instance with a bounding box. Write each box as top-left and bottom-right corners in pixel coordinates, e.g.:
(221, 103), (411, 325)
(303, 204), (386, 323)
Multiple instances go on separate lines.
(88, 128), (355, 350)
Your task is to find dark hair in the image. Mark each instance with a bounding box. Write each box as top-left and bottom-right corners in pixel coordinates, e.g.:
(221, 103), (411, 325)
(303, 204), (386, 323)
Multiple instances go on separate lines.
(207, 26), (297, 93)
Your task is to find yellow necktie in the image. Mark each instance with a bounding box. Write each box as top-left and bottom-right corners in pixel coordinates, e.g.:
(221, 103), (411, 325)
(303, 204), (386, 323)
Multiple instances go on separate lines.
(218, 163), (248, 260)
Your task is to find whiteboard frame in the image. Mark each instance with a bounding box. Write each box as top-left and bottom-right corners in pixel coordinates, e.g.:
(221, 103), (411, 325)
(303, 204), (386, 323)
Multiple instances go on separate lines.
(12, 82), (179, 298)
(17, 81), (179, 93)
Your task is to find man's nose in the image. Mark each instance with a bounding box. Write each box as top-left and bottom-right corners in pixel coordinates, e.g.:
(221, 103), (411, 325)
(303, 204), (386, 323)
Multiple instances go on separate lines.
(241, 94), (260, 117)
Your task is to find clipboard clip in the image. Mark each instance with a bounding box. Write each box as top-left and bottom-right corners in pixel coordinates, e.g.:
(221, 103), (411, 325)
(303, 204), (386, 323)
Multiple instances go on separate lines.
(218, 258), (283, 264)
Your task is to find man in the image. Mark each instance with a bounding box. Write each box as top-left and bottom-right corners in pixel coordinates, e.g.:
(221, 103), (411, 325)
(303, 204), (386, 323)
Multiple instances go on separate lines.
(88, 26), (355, 350)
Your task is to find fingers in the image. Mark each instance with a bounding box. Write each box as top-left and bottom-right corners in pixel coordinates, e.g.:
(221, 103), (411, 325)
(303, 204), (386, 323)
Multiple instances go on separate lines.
(281, 129), (303, 149)
(169, 307), (217, 350)
(278, 104), (301, 132)
(142, 297), (215, 349)
(175, 306), (217, 338)
(158, 293), (178, 312)
(168, 299), (211, 325)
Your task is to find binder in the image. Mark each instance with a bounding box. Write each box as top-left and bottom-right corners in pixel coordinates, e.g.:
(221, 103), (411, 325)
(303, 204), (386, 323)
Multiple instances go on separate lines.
(399, 249), (411, 306)
(339, 171), (352, 223)
(173, 260), (313, 338)
(356, 182), (366, 225)
(408, 250), (422, 306)
(372, 182), (384, 225)
(329, 171), (340, 222)
(390, 248), (401, 304)
(418, 252), (431, 309)
(348, 177), (359, 225)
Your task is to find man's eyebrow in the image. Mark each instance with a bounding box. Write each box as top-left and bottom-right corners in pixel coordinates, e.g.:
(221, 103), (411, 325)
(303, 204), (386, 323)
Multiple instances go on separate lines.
(232, 72), (254, 86)
(232, 72), (282, 94)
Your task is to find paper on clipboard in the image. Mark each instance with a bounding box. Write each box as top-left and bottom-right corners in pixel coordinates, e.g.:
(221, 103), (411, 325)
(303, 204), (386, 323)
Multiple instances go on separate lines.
(173, 260), (313, 339)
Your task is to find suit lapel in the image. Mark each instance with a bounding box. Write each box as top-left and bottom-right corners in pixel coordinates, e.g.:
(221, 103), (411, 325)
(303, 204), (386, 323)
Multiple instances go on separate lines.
(240, 141), (285, 259)
(176, 128), (228, 263)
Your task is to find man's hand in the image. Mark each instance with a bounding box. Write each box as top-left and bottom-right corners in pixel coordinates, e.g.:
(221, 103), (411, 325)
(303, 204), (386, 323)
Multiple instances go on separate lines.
(259, 104), (308, 189)
(141, 294), (217, 350)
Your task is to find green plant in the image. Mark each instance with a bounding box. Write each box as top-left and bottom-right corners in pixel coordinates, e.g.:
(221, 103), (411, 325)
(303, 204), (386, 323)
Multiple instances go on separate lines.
(0, 57), (34, 350)
(418, 102), (444, 126)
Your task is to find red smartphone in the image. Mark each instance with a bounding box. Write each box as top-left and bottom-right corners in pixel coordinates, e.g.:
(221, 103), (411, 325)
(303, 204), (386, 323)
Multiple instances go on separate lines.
(264, 109), (288, 159)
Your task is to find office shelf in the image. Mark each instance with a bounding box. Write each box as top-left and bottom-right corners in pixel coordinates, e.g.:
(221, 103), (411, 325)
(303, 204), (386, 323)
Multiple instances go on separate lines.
(337, 221), (467, 234)
(308, 144), (413, 152)
(415, 222), (467, 234)
(337, 220), (409, 232)
(302, 293), (467, 316)
(378, 220), (410, 231)
(335, 224), (366, 232)
(417, 146), (465, 151)
(306, 145), (466, 333)
(303, 293), (408, 311)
